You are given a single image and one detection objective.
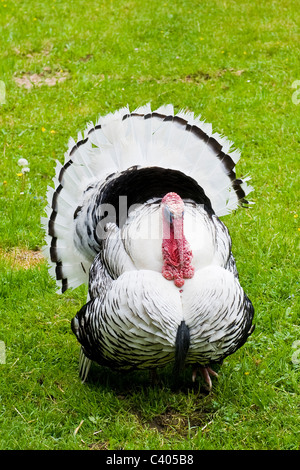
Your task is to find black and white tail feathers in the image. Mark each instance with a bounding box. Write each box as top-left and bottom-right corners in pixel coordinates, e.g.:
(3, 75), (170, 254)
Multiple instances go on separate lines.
(42, 104), (253, 293)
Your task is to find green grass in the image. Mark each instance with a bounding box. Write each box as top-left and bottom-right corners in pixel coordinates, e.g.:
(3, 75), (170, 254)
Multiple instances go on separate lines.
(0, 0), (299, 450)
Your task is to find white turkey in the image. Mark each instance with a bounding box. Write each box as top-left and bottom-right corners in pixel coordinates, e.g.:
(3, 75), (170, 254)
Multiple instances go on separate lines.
(42, 104), (255, 390)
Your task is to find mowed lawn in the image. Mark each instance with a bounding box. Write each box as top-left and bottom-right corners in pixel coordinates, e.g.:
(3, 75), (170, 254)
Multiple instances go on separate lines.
(0, 0), (299, 450)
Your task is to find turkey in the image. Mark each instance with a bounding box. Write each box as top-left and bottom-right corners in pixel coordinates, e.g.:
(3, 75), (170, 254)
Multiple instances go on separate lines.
(42, 104), (255, 390)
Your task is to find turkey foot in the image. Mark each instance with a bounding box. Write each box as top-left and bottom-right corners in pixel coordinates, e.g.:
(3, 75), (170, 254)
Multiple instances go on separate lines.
(192, 366), (218, 391)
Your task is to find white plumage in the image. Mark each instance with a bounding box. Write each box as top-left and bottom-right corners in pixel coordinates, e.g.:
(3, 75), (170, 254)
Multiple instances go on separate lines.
(42, 104), (254, 389)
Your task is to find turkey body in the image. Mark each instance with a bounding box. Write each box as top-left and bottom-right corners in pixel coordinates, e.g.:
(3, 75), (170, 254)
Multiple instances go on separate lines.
(42, 104), (255, 388)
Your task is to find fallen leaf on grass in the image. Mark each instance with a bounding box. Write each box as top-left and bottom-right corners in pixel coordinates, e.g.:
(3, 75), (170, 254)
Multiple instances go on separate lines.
(74, 420), (84, 436)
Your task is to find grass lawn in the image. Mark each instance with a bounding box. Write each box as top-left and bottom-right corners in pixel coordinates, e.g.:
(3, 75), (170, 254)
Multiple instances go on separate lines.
(0, 0), (299, 450)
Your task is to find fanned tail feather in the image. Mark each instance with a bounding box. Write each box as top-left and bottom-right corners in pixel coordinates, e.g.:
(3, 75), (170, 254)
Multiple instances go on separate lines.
(42, 103), (253, 293)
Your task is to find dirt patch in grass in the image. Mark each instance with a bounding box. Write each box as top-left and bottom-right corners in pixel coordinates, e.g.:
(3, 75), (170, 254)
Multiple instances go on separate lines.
(130, 398), (213, 439)
(183, 68), (245, 83)
(89, 440), (109, 450)
(147, 407), (210, 438)
(0, 248), (45, 269)
(13, 68), (70, 89)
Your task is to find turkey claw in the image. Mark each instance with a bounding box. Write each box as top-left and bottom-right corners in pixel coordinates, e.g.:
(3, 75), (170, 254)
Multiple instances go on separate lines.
(192, 366), (218, 391)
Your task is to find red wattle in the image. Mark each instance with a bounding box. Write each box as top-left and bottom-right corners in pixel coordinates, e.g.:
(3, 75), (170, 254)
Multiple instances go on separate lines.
(161, 197), (194, 287)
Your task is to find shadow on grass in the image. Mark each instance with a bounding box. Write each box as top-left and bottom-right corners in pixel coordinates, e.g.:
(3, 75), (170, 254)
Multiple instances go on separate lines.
(79, 362), (217, 441)
(83, 361), (218, 395)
